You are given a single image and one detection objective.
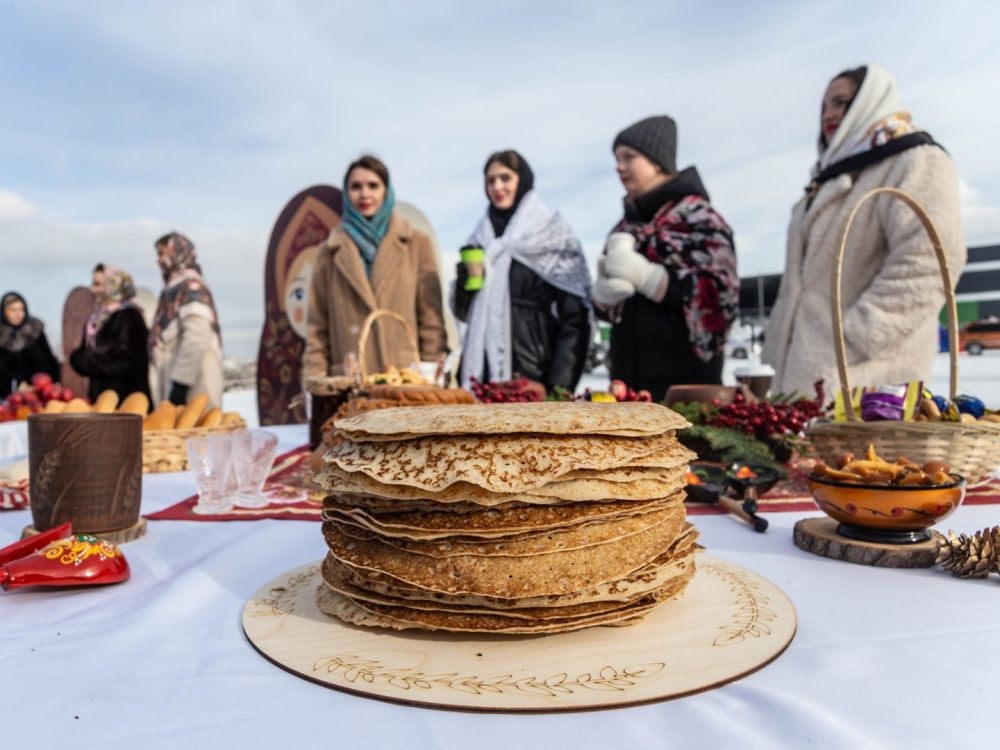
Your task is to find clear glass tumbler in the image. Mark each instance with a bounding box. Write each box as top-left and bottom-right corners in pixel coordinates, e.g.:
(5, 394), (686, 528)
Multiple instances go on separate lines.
(186, 434), (234, 515)
(230, 429), (279, 509)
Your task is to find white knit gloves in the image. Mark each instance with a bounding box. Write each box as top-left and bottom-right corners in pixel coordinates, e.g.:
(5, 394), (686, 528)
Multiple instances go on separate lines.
(592, 233), (668, 308)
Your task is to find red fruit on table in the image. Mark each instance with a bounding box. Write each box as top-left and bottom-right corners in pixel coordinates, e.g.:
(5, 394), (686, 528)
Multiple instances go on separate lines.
(637, 389), (652, 402)
(60, 387), (74, 402)
(31, 373), (53, 391)
(48, 384), (63, 401)
(610, 380), (628, 401)
(7, 393), (23, 408)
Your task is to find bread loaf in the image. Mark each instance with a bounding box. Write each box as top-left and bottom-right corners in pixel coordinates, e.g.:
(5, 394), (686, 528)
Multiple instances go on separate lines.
(198, 407), (223, 428)
(143, 402), (176, 431)
(94, 390), (120, 414)
(175, 394), (209, 429)
(118, 392), (150, 416)
(44, 399), (67, 414)
(62, 398), (92, 414)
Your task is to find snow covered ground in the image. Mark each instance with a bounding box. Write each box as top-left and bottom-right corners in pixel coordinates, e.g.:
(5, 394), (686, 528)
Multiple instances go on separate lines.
(223, 349), (1000, 427)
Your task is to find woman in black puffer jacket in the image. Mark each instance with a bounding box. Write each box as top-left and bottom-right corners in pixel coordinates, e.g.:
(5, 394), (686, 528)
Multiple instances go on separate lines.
(452, 150), (592, 392)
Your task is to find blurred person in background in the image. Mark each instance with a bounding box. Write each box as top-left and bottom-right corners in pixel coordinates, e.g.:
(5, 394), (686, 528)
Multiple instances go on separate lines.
(149, 232), (224, 408)
(303, 154), (448, 379)
(0, 291), (60, 399)
(593, 115), (739, 401)
(452, 149), (591, 393)
(763, 64), (966, 394)
(70, 264), (150, 405)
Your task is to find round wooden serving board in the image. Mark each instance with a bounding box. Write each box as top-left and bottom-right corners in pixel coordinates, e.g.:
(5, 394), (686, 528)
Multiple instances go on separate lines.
(242, 555), (797, 713)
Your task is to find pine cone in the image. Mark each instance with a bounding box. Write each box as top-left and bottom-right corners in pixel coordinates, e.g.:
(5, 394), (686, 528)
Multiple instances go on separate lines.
(934, 527), (1000, 579)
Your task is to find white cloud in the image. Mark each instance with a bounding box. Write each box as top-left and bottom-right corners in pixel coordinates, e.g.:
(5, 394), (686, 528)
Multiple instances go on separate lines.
(0, 190), (38, 221)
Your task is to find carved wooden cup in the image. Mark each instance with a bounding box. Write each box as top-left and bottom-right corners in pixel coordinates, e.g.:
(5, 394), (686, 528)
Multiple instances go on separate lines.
(28, 413), (143, 533)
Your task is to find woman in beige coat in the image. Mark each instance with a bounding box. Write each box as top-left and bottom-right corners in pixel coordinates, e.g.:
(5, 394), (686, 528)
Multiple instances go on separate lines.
(303, 155), (448, 378)
(149, 232), (224, 408)
(763, 64), (966, 395)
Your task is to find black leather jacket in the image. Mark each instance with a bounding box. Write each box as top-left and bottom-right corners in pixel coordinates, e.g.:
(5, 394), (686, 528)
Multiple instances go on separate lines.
(454, 259), (590, 391)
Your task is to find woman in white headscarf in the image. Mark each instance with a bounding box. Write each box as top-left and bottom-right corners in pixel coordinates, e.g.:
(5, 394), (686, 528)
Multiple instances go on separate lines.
(452, 150), (592, 392)
(763, 65), (966, 395)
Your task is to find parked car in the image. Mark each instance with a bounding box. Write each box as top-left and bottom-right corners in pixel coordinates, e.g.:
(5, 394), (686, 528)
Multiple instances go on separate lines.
(958, 318), (1000, 355)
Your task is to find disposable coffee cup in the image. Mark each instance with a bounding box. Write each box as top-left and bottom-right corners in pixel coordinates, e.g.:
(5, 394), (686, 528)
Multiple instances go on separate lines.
(734, 364), (775, 400)
(461, 247), (486, 291)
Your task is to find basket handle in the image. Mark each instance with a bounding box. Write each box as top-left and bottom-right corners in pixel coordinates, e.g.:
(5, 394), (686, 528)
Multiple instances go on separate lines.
(356, 309), (420, 378)
(831, 187), (958, 421)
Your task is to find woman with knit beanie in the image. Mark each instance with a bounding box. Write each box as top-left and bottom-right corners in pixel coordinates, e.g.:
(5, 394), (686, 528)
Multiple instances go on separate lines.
(762, 65), (966, 394)
(593, 115), (739, 401)
(303, 154), (448, 379)
(70, 263), (151, 404)
(452, 149), (591, 392)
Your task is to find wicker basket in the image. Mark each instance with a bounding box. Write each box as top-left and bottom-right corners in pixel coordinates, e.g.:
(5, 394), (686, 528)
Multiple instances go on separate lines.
(142, 419), (247, 474)
(356, 308), (420, 381)
(305, 309), (423, 449)
(806, 187), (1000, 484)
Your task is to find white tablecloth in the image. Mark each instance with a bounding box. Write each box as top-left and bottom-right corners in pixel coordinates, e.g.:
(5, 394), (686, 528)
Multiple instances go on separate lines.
(2, 424), (999, 749)
(0, 420), (27, 460)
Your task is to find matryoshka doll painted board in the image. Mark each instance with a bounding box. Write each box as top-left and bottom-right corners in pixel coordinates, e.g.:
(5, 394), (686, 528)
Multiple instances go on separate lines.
(256, 185), (342, 426)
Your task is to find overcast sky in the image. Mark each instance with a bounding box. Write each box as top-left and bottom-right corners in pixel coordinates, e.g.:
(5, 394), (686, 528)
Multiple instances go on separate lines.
(2, 0), (999, 359)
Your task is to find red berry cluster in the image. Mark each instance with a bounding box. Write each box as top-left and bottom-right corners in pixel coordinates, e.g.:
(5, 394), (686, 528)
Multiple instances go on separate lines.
(607, 379), (652, 402)
(707, 381), (825, 439)
(469, 376), (545, 404)
(0, 373), (80, 422)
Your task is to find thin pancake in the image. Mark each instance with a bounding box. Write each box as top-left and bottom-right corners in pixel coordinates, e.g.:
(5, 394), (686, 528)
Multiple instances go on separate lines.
(334, 401), (690, 441)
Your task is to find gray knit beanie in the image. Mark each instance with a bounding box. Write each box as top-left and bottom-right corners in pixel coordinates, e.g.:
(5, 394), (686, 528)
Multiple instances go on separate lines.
(612, 115), (677, 174)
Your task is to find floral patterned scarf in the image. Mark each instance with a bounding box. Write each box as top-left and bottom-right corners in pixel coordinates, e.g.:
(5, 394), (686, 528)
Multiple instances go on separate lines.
(614, 168), (739, 362)
(85, 266), (139, 347)
(149, 233), (221, 350)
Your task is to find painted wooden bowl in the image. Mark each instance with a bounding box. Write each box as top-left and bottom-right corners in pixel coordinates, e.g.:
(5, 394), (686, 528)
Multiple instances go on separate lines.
(806, 473), (966, 544)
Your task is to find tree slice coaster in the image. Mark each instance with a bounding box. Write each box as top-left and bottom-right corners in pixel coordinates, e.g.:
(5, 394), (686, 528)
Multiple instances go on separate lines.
(242, 555), (796, 713)
(793, 517), (937, 568)
(22, 518), (147, 545)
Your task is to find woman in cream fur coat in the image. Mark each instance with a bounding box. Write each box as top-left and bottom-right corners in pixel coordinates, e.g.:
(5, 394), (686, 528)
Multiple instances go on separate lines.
(763, 64), (965, 395)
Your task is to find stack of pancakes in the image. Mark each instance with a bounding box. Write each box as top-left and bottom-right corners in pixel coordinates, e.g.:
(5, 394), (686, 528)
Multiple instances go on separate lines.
(314, 402), (699, 634)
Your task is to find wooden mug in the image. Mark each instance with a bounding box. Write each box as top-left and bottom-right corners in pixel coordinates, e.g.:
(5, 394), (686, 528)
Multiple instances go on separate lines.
(28, 413), (143, 533)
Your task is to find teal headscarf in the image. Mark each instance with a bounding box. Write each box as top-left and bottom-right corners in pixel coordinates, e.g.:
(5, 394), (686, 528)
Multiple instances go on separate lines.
(342, 183), (396, 276)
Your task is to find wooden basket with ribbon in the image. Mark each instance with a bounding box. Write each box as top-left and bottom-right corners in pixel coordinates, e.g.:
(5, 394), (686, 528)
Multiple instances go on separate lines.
(806, 187), (1000, 484)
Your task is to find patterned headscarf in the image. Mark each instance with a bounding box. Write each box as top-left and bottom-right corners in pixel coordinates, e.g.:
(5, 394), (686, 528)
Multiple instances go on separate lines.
(149, 232), (220, 349)
(85, 266), (138, 348)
